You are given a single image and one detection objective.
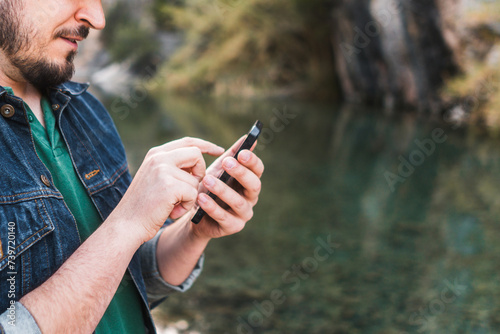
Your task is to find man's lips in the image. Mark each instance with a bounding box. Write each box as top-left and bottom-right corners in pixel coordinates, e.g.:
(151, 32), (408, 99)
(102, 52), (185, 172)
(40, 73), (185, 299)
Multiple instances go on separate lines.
(59, 36), (84, 49)
(61, 36), (83, 43)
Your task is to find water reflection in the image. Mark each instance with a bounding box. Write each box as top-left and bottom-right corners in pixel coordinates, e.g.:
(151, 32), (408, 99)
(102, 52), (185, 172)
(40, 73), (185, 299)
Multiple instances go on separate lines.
(101, 91), (500, 333)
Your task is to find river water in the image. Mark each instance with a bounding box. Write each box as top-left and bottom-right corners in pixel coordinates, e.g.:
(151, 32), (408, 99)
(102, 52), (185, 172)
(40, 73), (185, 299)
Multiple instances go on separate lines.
(101, 91), (500, 334)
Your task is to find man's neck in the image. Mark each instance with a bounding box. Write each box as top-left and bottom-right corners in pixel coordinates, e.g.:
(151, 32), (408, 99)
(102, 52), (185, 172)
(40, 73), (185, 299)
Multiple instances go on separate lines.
(0, 52), (45, 127)
(0, 61), (40, 99)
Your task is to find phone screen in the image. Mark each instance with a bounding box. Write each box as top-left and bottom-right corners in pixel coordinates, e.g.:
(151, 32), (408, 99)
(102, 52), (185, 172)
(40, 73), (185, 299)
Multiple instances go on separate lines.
(191, 120), (263, 224)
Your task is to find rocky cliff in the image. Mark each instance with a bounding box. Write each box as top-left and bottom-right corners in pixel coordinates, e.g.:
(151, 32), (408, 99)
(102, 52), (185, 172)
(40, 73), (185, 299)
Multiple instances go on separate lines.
(331, 0), (499, 120)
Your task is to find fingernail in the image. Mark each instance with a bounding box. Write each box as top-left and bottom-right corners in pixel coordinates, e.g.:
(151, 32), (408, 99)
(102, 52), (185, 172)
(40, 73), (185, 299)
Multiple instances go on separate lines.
(239, 150), (250, 162)
(224, 158), (236, 169)
(204, 175), (215, 187)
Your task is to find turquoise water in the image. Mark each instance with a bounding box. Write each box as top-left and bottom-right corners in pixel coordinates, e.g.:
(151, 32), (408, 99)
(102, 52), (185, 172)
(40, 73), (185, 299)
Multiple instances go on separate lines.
(104, 93), (500, 333)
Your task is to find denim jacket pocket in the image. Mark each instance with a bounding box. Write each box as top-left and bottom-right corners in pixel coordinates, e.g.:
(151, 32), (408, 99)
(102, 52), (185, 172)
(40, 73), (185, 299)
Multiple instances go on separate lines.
(0, 197), (55, 271)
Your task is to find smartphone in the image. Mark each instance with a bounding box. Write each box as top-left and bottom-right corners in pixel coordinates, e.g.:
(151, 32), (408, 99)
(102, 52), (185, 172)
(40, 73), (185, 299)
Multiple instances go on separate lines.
(191, 120), (263, 224)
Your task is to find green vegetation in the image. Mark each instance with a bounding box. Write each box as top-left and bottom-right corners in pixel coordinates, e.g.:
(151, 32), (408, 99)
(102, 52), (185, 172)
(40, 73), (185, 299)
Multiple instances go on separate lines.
(151, 0), (336, 98)
(444, 62), (500, 131)
(442, 1), (500, 133)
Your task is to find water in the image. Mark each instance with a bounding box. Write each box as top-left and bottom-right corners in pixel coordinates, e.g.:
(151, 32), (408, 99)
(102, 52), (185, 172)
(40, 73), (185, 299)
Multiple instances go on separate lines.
(101, 91), (500, 334)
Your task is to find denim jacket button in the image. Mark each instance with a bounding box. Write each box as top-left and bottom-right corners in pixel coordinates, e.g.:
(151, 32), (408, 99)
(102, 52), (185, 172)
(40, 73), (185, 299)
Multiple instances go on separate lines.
(0, 104), (15, 118)
(40, 175), (51, 187)
(52, 104), (60, 111)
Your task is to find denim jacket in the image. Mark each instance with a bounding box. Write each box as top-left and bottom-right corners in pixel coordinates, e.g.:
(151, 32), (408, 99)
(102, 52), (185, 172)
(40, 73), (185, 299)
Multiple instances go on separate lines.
(0, 82), (203, 334)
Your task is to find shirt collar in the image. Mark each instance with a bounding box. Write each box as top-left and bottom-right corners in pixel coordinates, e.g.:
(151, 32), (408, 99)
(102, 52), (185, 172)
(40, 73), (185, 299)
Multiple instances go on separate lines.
(2, 86), (14, 95)
(0, 86), (9, 98)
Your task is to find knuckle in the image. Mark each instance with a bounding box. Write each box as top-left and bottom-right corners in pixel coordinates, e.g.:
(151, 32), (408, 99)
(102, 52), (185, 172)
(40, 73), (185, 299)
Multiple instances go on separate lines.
(252, 195), (259, 205)
(145, 148), (158, 160)
(246, 208), (254, 221)
(191, 146), (203, 158)
(147, 154), (160, 167)
(152, 152), (163, 162)
(214, 210), (227, 223)
(149, 146), (160, 154)
(163, 174), (176, 187)
(234, 197), (246, 210)
(232, 221), (246, 233)
(183, 136), (195, 145)
(189, 174), (200, 187)
(252, 180), (262, 193)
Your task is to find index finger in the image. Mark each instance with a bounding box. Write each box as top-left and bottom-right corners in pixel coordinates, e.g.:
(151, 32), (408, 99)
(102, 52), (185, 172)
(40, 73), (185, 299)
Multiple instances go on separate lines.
(160, 137), (225, 156)
(208, 136), (246, 171)
(225, 135), (249, 157)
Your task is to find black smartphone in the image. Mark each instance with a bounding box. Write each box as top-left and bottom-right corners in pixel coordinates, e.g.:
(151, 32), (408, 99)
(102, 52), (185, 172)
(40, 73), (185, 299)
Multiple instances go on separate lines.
(191, 120), (263, 224)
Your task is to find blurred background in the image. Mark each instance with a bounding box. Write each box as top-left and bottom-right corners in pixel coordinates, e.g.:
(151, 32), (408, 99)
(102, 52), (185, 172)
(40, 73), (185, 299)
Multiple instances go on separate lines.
(74, 0), (500, 333)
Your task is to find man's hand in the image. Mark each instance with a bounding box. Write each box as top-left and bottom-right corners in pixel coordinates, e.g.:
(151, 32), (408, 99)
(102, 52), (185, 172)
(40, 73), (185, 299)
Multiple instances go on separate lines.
(20, 137), (226, 333)
(191, 136), (265, 239)
(109, 137), (224, 244)
(154, 136), (264, 286)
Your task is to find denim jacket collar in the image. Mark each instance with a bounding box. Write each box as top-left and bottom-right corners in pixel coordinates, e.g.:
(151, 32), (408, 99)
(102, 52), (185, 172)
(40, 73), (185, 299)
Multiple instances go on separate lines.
(0, 81), (90, 97)
(54, 81), (90, 96)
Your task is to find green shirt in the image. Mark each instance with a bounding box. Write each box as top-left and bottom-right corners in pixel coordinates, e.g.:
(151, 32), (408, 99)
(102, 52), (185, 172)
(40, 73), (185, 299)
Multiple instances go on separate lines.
(6, 88), (146, 334)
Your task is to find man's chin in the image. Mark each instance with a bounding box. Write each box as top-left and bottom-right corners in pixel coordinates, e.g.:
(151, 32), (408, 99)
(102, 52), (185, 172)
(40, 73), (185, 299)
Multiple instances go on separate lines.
(22, 62), (75, 92)
(9, 49), (76, 91)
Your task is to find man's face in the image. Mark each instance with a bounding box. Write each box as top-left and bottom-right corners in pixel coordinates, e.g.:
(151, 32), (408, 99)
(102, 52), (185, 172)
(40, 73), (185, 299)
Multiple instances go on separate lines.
(0, 0), (105, 91)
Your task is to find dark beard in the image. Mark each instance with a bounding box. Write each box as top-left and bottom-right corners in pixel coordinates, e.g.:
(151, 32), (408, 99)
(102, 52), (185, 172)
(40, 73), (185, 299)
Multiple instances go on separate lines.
(10, 50), (77, 93)
(0, 0), (87, 91)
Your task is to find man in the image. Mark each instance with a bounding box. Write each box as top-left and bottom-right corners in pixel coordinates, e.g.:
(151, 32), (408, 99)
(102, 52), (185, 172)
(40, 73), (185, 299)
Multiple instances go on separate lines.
(0, 0), (264, 333)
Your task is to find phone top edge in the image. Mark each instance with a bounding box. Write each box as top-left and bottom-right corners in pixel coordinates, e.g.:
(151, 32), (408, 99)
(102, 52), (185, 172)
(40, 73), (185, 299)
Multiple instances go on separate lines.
(249, 120), (263, 137)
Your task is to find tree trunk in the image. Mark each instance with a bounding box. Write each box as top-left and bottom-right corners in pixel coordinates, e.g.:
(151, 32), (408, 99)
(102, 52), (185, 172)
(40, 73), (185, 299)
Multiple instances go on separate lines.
(331, 0), (459, 112)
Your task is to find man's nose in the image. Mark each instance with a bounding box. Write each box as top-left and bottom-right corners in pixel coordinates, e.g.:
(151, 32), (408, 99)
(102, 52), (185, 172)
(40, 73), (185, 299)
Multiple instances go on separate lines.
(75, 0), (106, 30)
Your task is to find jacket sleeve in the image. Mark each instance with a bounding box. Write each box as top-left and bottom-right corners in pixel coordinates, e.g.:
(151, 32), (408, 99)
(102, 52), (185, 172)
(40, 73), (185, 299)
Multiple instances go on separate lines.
(139, 226), (204, 307)
(0, 302), (41, 334)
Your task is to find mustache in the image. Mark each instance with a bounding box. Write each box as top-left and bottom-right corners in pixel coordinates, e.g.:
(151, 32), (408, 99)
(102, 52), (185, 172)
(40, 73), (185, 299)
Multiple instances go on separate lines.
(55, 25), (90, 40)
